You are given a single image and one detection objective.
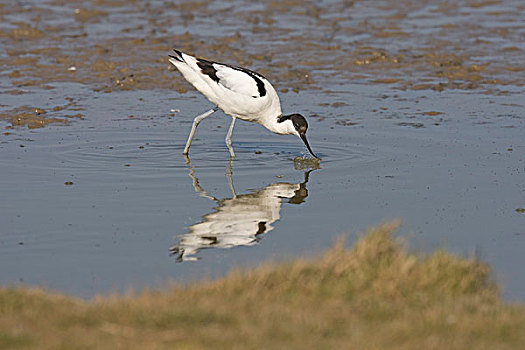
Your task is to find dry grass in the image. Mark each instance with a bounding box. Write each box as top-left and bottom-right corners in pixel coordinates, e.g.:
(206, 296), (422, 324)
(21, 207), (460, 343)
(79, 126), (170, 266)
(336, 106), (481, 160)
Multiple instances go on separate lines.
(1, 221), (524, 349)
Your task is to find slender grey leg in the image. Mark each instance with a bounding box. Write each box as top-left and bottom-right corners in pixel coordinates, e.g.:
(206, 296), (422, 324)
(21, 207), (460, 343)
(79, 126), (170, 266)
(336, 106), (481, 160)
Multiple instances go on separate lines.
(225, 157), (236, 199)
(225, 117), (236, 158)
(183, 108), (217, 155)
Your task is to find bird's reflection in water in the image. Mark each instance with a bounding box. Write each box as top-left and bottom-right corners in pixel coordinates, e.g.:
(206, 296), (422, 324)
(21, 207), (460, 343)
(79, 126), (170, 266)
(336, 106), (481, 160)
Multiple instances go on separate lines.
(170, 157), (315, 262)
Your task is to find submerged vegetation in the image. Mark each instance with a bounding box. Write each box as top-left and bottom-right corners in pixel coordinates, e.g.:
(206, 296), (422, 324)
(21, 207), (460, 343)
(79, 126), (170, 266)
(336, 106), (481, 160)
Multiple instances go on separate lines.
(1, 222), (524, 349)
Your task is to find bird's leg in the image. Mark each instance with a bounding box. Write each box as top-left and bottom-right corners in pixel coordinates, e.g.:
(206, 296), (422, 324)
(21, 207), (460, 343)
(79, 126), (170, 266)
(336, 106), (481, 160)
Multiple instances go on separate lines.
(225, 157), (237, 198)
(183, 108), (217, 155)
(225, 117), (237, 158)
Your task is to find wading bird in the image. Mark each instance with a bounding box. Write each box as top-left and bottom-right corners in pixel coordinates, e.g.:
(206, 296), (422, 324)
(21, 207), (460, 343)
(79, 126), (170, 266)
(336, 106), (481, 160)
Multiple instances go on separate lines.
(168, 49), (319, 159)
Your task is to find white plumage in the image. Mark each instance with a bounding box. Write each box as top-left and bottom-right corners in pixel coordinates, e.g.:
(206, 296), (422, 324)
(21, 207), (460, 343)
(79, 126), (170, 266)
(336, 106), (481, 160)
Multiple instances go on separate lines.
(168, 49), (318, 159)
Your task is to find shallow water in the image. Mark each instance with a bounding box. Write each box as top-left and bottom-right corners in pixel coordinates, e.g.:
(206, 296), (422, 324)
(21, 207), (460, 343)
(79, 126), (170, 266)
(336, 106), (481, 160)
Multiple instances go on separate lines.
(0, 0), (524, 299)
(1, 82), (523, 299)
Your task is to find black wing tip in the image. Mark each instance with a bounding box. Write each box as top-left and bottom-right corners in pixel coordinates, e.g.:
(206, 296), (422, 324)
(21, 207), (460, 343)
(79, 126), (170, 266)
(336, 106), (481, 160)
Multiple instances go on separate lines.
(169, 49), (184, 62)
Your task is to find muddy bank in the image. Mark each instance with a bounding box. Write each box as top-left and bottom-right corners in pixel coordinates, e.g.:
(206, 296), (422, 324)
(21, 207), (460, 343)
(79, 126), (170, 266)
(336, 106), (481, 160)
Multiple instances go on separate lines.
(0, 104), (83, 129)
(1, 0), (523, 100)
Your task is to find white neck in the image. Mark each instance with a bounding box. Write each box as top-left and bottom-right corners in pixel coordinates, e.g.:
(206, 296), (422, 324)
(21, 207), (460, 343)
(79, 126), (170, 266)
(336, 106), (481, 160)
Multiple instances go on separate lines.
(266, 117), (296, 135)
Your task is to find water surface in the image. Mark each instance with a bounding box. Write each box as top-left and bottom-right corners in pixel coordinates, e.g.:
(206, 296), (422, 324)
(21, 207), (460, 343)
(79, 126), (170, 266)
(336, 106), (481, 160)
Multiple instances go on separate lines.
(1, 82), (523, 299)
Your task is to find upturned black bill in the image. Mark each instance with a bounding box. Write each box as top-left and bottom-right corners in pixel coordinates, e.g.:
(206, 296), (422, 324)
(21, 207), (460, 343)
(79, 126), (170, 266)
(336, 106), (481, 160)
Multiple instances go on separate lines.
(300, 133), (320, 159)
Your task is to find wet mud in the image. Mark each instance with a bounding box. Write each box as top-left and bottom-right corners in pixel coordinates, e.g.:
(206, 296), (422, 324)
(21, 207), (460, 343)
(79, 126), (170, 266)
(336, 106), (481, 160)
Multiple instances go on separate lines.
(1, 0), (524, 127)
(0, 105), (83, 129)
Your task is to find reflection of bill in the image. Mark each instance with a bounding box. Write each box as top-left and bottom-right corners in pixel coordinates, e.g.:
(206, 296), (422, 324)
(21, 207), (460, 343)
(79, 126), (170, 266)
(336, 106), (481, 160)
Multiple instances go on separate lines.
(170, 159), (313, 262)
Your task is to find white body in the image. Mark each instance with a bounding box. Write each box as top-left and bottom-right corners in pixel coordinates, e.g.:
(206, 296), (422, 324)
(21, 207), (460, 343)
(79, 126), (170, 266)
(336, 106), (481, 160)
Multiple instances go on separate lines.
(169, 51), (296, 136)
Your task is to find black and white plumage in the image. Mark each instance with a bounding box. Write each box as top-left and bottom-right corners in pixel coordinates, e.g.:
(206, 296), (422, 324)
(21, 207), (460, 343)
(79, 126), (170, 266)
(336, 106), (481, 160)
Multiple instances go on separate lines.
(168, 49), (319, 159)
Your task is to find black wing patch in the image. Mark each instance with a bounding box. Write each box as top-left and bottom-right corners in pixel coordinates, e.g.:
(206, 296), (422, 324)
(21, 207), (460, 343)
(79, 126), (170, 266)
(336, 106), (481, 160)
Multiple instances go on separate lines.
(196, 57), (268, 98)
(197, 57), (267, 98)
(196, 59), (220, 83)
(234, 67), (267, 97)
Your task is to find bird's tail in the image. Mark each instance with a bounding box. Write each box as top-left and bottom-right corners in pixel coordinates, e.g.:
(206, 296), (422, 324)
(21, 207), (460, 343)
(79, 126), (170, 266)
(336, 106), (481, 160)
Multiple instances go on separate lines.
(169, 48), (185, 63)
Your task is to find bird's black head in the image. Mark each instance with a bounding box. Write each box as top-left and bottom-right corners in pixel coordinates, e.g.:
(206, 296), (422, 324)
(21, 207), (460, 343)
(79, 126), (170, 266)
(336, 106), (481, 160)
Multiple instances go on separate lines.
(290, 113), (308, 135)
(278, 113), (319, 159)
(277, 113), (308, 134)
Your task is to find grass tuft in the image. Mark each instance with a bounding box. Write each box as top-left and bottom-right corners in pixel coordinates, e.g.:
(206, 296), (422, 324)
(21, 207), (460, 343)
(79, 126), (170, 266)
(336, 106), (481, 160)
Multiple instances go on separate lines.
(1, 222), (524, 349)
